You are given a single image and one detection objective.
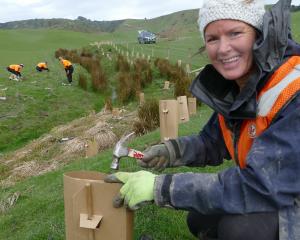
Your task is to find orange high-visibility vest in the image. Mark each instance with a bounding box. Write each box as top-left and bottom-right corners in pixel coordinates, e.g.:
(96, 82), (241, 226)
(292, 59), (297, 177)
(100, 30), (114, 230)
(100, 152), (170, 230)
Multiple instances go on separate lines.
(9, 64), (22, 73)
(37, 62), (48, 68)
(60, 59), (72, 68)
(219, 56), (300, 169)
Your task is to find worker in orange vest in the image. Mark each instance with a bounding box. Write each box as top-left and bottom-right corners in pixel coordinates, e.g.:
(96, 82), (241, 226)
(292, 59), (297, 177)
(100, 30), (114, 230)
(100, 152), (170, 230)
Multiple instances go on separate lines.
(58, 57), (73, 83)
(7, 64), (24, 81)
(36, 62), (49, 72)
(105, 0), (300, 240)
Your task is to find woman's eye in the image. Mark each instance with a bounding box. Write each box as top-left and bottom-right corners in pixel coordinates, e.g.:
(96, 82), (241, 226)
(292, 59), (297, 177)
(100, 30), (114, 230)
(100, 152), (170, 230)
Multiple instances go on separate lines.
(230, 32), (242, 37)
(206, 37), (217, 43)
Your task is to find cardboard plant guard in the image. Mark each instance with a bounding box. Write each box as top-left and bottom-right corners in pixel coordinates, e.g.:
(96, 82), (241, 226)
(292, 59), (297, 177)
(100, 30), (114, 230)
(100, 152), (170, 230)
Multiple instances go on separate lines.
(64, 171), (133, 240)
(139, 92), (145, 105)
(159, 100), (178, 141)
(188, 97), (197, 116)
(177, 96), (190, 123)
(163, 81), (170, 90)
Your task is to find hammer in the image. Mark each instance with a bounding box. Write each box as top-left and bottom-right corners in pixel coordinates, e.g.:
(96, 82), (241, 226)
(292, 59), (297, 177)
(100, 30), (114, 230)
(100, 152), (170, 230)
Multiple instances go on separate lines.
(111, 132), (144, 170)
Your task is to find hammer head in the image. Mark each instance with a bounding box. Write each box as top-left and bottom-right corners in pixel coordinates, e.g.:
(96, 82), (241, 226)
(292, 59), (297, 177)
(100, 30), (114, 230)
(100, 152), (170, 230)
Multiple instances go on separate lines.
(111, 132), (135, 170)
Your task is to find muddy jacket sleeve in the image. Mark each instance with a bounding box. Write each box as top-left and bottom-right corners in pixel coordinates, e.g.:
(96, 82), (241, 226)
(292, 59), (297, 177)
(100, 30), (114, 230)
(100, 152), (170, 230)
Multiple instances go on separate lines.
(164, 112), (230, 167)
(154, 94), (300, 214)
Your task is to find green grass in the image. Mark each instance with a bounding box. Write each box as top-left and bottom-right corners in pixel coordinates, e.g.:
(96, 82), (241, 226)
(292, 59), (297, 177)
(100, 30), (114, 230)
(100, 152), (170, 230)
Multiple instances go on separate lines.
(0, 26), (215, 240)
(0, 29), (104, 65)
(0, 106), (234, 240)
(110, 30), (207, 70)
(0, 29), (109, 152)
(0, 61), (105, 152)
(0, 27), (208, 153)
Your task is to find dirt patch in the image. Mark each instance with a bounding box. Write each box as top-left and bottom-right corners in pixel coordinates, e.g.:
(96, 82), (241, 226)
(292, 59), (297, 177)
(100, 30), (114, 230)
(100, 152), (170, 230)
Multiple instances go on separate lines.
(0, 108), (137, 188)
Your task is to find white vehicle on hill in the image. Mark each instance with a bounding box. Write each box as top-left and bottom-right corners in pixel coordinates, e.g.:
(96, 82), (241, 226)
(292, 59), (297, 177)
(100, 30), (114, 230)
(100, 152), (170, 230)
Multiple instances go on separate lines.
(137, 30), (156, 44)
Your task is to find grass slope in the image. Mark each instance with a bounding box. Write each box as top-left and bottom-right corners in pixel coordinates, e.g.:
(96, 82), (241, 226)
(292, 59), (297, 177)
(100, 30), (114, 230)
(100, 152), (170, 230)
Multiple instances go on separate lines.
(0, 29), (108, 152)
(0, 29), (104, 65)
(0, 25), (207, 153)
(0, 106), (235, 240)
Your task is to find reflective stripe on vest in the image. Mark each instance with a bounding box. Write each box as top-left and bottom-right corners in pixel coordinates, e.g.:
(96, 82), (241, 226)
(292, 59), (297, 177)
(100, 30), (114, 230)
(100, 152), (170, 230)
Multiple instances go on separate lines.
(219, 56), (300, 169)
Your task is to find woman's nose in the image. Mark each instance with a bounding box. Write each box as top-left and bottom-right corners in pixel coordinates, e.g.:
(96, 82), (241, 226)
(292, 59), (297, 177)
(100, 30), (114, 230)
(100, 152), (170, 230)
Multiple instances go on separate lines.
(218, 37), (231, 53)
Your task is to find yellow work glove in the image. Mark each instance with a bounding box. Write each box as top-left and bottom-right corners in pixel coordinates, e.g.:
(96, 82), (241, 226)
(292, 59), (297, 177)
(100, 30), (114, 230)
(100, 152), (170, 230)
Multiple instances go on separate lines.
(104, 171), (157, 210)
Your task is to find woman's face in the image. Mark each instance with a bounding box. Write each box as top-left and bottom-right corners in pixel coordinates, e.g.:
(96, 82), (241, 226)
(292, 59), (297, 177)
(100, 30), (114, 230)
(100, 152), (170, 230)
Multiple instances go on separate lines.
(204, 20), (257, 88)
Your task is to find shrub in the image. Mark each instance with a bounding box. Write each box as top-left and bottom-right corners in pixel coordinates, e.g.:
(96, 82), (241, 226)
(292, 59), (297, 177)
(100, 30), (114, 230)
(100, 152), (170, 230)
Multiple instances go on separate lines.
(133, 99), (159, 135)
(154, 58), (192, 98)
(78, 73), (88, 90)
(54, 48), (68, 59)
(134, 58), (153, 88)
(79, 56), (94, 73)
(115, 54), (130, 72)
(154, 58), (172, 78)
(174, 73), (192, 97)
(132, 71), (142, 94)
(104, 97), (113, 112)
(91, 59), (107, 92)
(81, 48), (93, 58)
(117, 72), (135, 104)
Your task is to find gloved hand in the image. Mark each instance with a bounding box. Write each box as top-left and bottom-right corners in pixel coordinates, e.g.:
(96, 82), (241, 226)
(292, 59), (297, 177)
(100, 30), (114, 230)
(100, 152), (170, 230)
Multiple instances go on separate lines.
(104, 171), (156, 210)
(138, 144), (170, 171)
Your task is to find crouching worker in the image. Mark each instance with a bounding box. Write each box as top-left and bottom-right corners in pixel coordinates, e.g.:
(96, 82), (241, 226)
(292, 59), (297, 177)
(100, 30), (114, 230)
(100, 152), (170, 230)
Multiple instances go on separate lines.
(58, 57), (73, 83)
(36, 62), (49, 72)
(7, 64), (24, 81)
(104, 0), (300, 240)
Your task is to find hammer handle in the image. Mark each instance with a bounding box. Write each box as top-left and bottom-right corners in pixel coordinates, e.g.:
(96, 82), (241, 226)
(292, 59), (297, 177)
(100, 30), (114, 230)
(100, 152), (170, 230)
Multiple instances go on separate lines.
(128, 148), (144, 159)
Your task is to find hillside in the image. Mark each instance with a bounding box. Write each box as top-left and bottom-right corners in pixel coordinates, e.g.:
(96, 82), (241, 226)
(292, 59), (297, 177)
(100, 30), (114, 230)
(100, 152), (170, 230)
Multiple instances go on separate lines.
(0, 17), (125, 33)
(0, 9), (199, 36)
(0, 27), (209, 239)
(117, 9), (199, 36)
(2, 7), (299, 43)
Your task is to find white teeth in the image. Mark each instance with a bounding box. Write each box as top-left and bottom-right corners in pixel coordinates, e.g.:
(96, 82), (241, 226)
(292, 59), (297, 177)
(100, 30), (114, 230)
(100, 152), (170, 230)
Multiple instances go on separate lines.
(221, 56), (239, 63)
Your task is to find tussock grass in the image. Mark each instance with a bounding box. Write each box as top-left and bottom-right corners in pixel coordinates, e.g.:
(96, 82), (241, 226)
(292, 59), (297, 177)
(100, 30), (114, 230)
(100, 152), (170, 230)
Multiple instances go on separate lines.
(117, 72), (136, 104)
(154, 58), (172, 78)
(134, 58), (153, 87)
(154, 58), (192, 97)
(133, 99), (159, 135)
(78, 73), (88, 90)
(55, 48), (108, 92)
(172, 66), (192, 98)
(116, 54), (131, 72)
(90, 59), (107, 92)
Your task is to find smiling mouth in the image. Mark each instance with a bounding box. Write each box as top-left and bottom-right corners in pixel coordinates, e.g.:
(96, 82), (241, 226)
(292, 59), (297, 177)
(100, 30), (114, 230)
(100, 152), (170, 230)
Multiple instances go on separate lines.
(221, 56), (239, 64)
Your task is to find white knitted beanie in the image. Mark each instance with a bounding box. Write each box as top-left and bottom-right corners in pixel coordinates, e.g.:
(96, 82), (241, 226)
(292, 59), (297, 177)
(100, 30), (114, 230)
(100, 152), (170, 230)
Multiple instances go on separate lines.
(198, 0), (265, 37)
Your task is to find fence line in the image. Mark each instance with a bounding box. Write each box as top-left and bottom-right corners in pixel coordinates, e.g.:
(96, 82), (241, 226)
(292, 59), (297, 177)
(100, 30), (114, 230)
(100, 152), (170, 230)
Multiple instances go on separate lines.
(89, 41), (203, 76)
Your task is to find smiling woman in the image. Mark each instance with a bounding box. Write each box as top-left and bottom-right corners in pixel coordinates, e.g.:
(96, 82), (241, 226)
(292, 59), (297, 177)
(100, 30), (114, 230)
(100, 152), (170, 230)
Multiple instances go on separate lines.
(105, 0), (300, 240)
(204, 20), (257, 89)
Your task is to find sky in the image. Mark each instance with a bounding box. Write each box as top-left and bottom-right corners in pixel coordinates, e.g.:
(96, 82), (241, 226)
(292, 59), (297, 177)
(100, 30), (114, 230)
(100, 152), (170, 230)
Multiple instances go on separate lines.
(0, 0), (300, 23)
